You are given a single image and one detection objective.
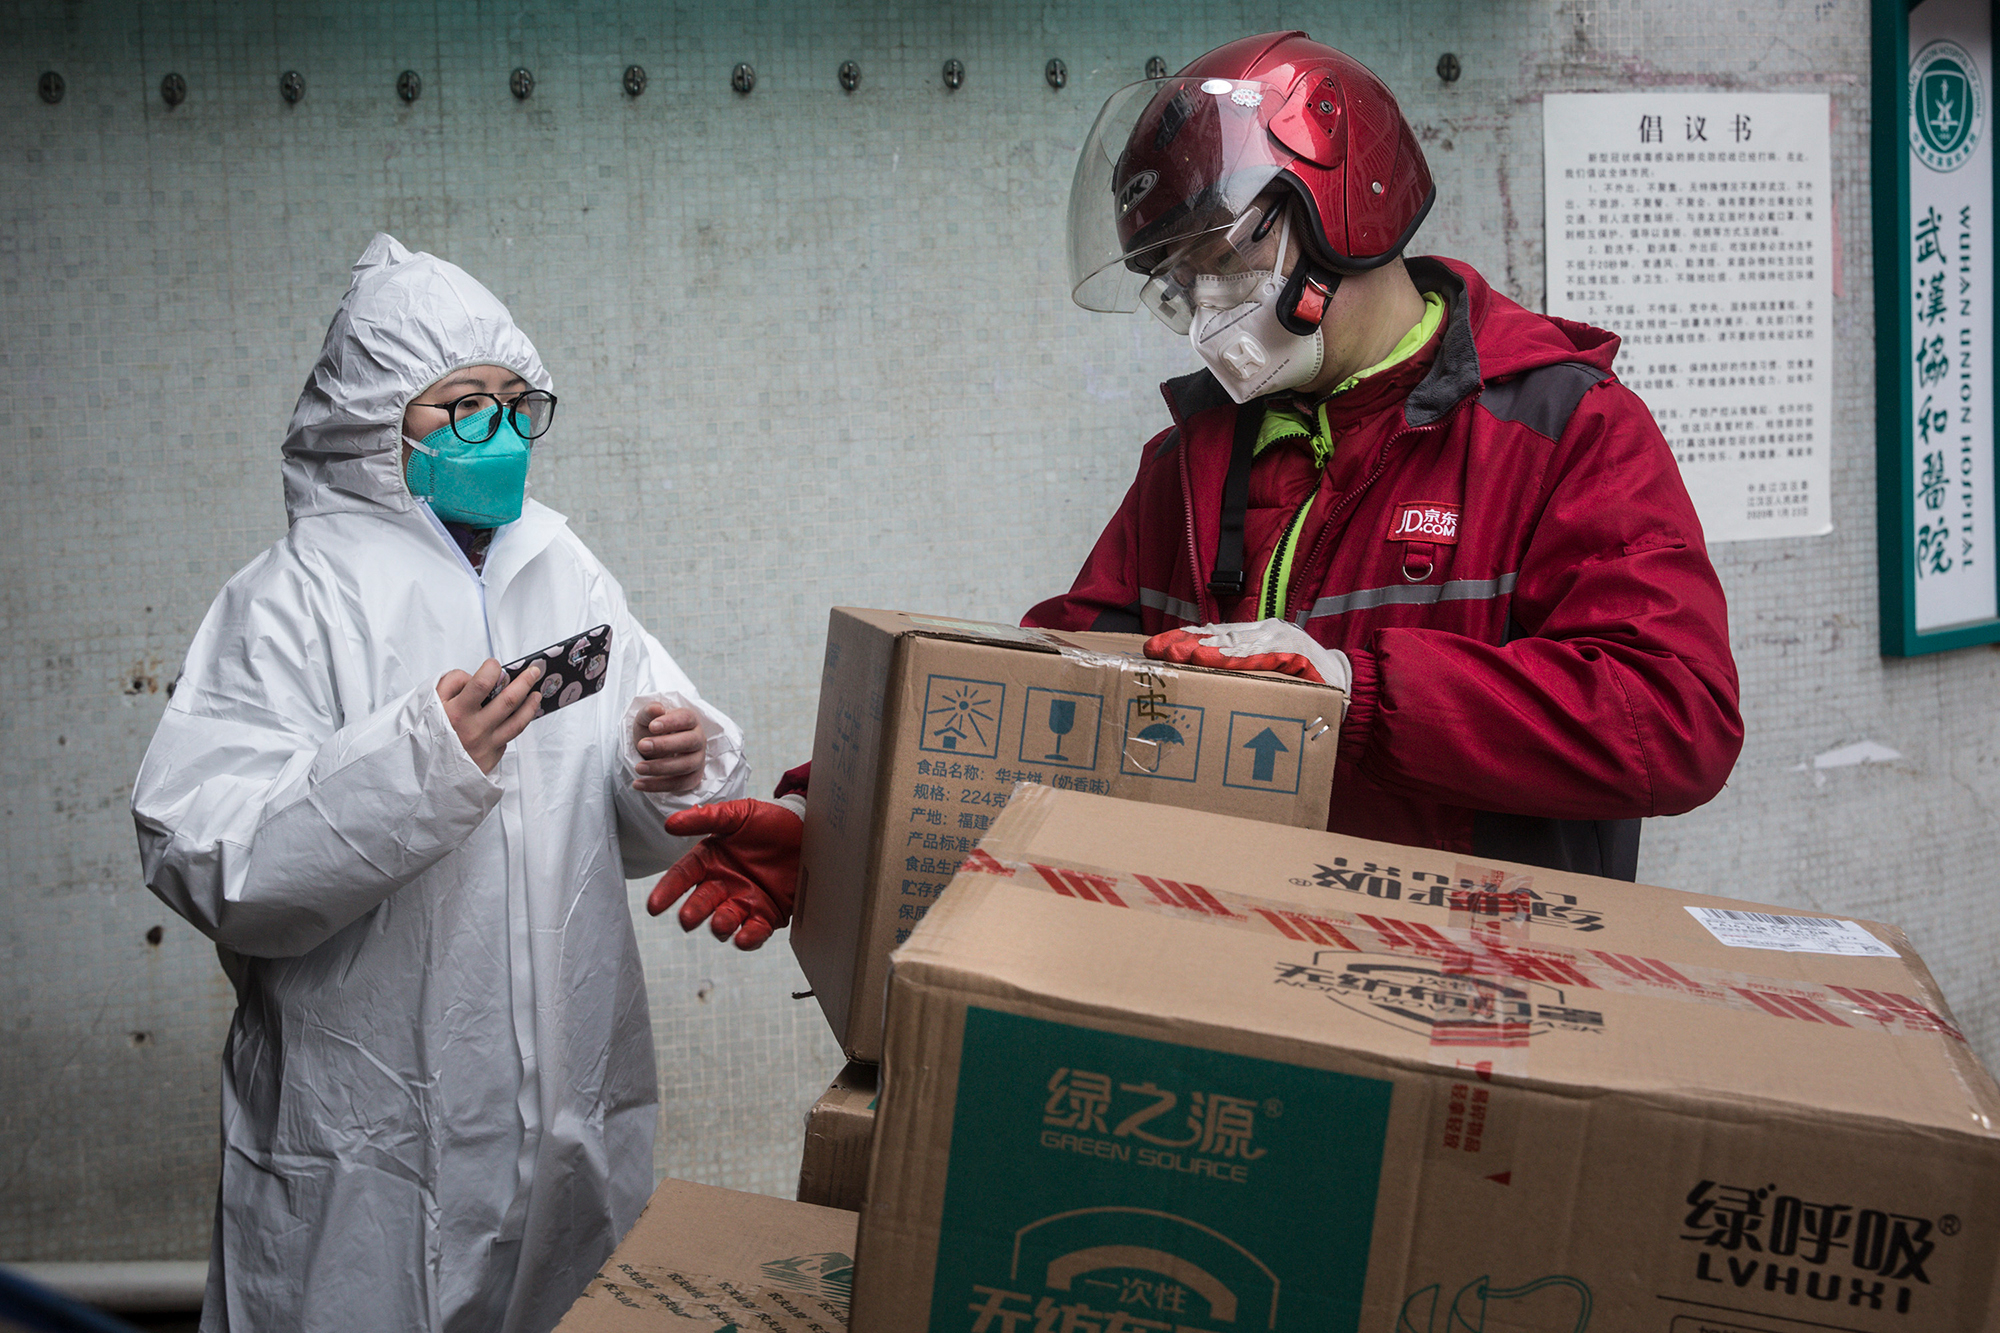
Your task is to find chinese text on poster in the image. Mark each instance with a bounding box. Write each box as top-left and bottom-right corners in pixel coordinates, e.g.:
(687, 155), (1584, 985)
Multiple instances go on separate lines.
(1544, 93), (1834, 543)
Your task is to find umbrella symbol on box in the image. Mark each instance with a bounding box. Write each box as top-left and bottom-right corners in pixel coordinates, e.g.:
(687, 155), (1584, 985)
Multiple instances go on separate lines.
(1122, 702), (1204, 780)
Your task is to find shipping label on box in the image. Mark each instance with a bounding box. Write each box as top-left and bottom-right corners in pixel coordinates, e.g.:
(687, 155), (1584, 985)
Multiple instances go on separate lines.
(793, 608), (1344, 1062)
(852, 787), (2000, 1333)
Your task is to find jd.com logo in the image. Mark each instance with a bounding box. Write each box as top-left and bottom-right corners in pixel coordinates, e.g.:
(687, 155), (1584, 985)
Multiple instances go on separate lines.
(1911, 39), (1984, 173)
(1390, 503), (1459, 541)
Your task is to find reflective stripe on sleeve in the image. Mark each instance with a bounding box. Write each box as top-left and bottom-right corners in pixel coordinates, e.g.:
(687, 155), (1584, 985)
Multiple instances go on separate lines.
(1138, 586), (1204, 623)
(1302, 572), (1518, 620)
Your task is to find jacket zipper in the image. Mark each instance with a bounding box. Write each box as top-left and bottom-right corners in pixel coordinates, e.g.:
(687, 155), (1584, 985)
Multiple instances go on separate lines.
(1259, 494), (1317, 621)
(1255, 403), (1333, 622)
(1178, 433), (1210, 625)
(419, 505), (496, 656)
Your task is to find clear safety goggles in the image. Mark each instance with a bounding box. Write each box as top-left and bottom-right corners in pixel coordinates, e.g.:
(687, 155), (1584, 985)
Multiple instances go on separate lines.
(1133, 201), (1291, 334)
(1065, 76), (1300, 322)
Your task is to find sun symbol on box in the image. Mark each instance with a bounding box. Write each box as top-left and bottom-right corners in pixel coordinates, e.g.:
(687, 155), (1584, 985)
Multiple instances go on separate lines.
(921, 676), (1005, 758)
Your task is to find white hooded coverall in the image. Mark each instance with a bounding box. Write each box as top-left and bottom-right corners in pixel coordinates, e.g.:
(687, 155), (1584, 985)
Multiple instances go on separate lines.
(131, 234), (748, 1333)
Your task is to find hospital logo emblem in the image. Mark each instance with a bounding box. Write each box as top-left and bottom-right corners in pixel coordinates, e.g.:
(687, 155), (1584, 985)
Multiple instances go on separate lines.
(1911, 40), (1983, 173)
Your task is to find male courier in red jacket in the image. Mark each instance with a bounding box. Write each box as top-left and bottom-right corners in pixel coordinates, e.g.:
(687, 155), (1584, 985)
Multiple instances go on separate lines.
(1034, 31), (1743, 880)
(648, 31), (1745, 949)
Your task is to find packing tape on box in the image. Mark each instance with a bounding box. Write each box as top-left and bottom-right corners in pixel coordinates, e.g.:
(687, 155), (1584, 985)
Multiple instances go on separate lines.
(1026, 635), (1197, 776)
(1033, 634), (1337, 753)
(902, 616), (1148, 674)
(1039, 631), (1155, 674)
(957, 848), (1968, 1047)
(906, 618), (1194, 774)
(1434, 861), (1541, 1080)
(904, 627), (1338, 779)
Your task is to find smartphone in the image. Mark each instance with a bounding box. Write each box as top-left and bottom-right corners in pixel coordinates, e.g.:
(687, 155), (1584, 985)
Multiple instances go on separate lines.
(484, 624), (614, 716)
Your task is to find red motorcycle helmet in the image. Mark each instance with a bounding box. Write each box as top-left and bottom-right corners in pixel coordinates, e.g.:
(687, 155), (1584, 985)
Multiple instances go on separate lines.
(1068, 32), (1435, 328)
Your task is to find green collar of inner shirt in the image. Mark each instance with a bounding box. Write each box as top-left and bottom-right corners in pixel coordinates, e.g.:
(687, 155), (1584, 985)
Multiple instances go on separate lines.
(1254, 290), (1448, 466)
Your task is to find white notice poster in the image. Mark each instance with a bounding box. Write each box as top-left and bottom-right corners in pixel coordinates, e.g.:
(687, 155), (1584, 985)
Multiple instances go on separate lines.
(1543, 93), (1833, 542)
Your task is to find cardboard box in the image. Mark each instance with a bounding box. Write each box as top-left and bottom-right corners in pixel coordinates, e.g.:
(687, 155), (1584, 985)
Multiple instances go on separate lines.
(853, 784), (2000, 1333)
(557, 1177), (853, 1332)
(798, 1060), (879, 1212)
(793, 608), (1345, 1062)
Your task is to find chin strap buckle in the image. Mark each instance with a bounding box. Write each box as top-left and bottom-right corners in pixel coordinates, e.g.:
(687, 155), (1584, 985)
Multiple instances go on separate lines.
(1291, 273), (1334, 327)
(1277, 263), (1341, 336)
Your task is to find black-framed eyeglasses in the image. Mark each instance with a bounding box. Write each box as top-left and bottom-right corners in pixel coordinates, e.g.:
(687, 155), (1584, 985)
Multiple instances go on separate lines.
(410, 389), (559, 443)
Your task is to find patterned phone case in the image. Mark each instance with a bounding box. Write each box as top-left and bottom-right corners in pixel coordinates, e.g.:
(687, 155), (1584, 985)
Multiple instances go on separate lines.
(485, 623), (614, 715)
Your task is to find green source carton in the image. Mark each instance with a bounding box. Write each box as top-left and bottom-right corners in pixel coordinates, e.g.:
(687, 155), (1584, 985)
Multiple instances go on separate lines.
(851, 784), (2000, 1332)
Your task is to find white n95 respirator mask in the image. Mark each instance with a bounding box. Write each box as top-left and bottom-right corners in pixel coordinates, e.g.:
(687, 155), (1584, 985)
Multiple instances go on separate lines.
(1187, 212), (1326, 404)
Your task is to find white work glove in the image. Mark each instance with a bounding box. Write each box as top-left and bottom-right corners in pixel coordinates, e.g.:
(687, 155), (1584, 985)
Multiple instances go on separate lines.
(1143, 618), (1353, 692)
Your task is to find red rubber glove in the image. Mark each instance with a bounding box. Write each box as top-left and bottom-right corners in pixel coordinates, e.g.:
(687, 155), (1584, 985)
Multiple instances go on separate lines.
(648, 799), (802, 950)
(1144, 619), (1352, 689)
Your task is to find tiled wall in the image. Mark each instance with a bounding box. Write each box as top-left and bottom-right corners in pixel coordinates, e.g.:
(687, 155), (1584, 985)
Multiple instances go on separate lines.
(5, 0), (1989, 1262)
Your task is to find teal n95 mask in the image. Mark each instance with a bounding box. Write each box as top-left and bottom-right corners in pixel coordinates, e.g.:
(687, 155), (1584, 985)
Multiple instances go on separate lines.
(405, 405), (531, 527)
(1186, 212), (1326, 404)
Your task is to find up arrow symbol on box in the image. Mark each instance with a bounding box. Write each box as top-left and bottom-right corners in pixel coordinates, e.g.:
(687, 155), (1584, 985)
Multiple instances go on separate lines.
(1243, 727), (1289, 781)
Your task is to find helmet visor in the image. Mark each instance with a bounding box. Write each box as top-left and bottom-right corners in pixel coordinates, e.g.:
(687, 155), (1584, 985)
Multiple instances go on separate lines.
(1066, 76), (1299, 316)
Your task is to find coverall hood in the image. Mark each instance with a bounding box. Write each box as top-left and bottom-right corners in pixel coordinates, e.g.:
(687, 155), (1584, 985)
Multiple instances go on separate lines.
(281, 232), (553, 523)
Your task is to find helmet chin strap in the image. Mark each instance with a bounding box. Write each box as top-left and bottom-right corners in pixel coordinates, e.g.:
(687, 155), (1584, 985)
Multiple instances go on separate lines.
(1262, 208), (1341, 334)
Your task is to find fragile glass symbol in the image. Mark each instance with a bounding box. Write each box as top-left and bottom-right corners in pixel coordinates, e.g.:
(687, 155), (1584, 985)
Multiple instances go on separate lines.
(928, 684), (997, 751)
(1045, 698), (1076, 759)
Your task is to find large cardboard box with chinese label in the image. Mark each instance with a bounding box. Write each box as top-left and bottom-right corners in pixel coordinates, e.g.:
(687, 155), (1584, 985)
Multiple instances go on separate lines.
(555, 1177), (853, 1332)
(798, 1060), (878, 1212)
(793, 608), (1344, 1062)
(852, 784), (2000, 1333)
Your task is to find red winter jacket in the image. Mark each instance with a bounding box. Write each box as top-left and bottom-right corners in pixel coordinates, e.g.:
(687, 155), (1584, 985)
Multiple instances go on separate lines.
(1022, 257), (1743, 878)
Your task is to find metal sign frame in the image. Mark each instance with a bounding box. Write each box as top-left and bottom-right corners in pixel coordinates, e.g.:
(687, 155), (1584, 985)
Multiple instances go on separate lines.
(1874, 0), (2000, 655)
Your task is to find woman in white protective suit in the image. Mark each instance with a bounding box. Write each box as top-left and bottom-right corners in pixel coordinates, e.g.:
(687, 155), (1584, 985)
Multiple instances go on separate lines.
(131, 233), (749, 1333)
